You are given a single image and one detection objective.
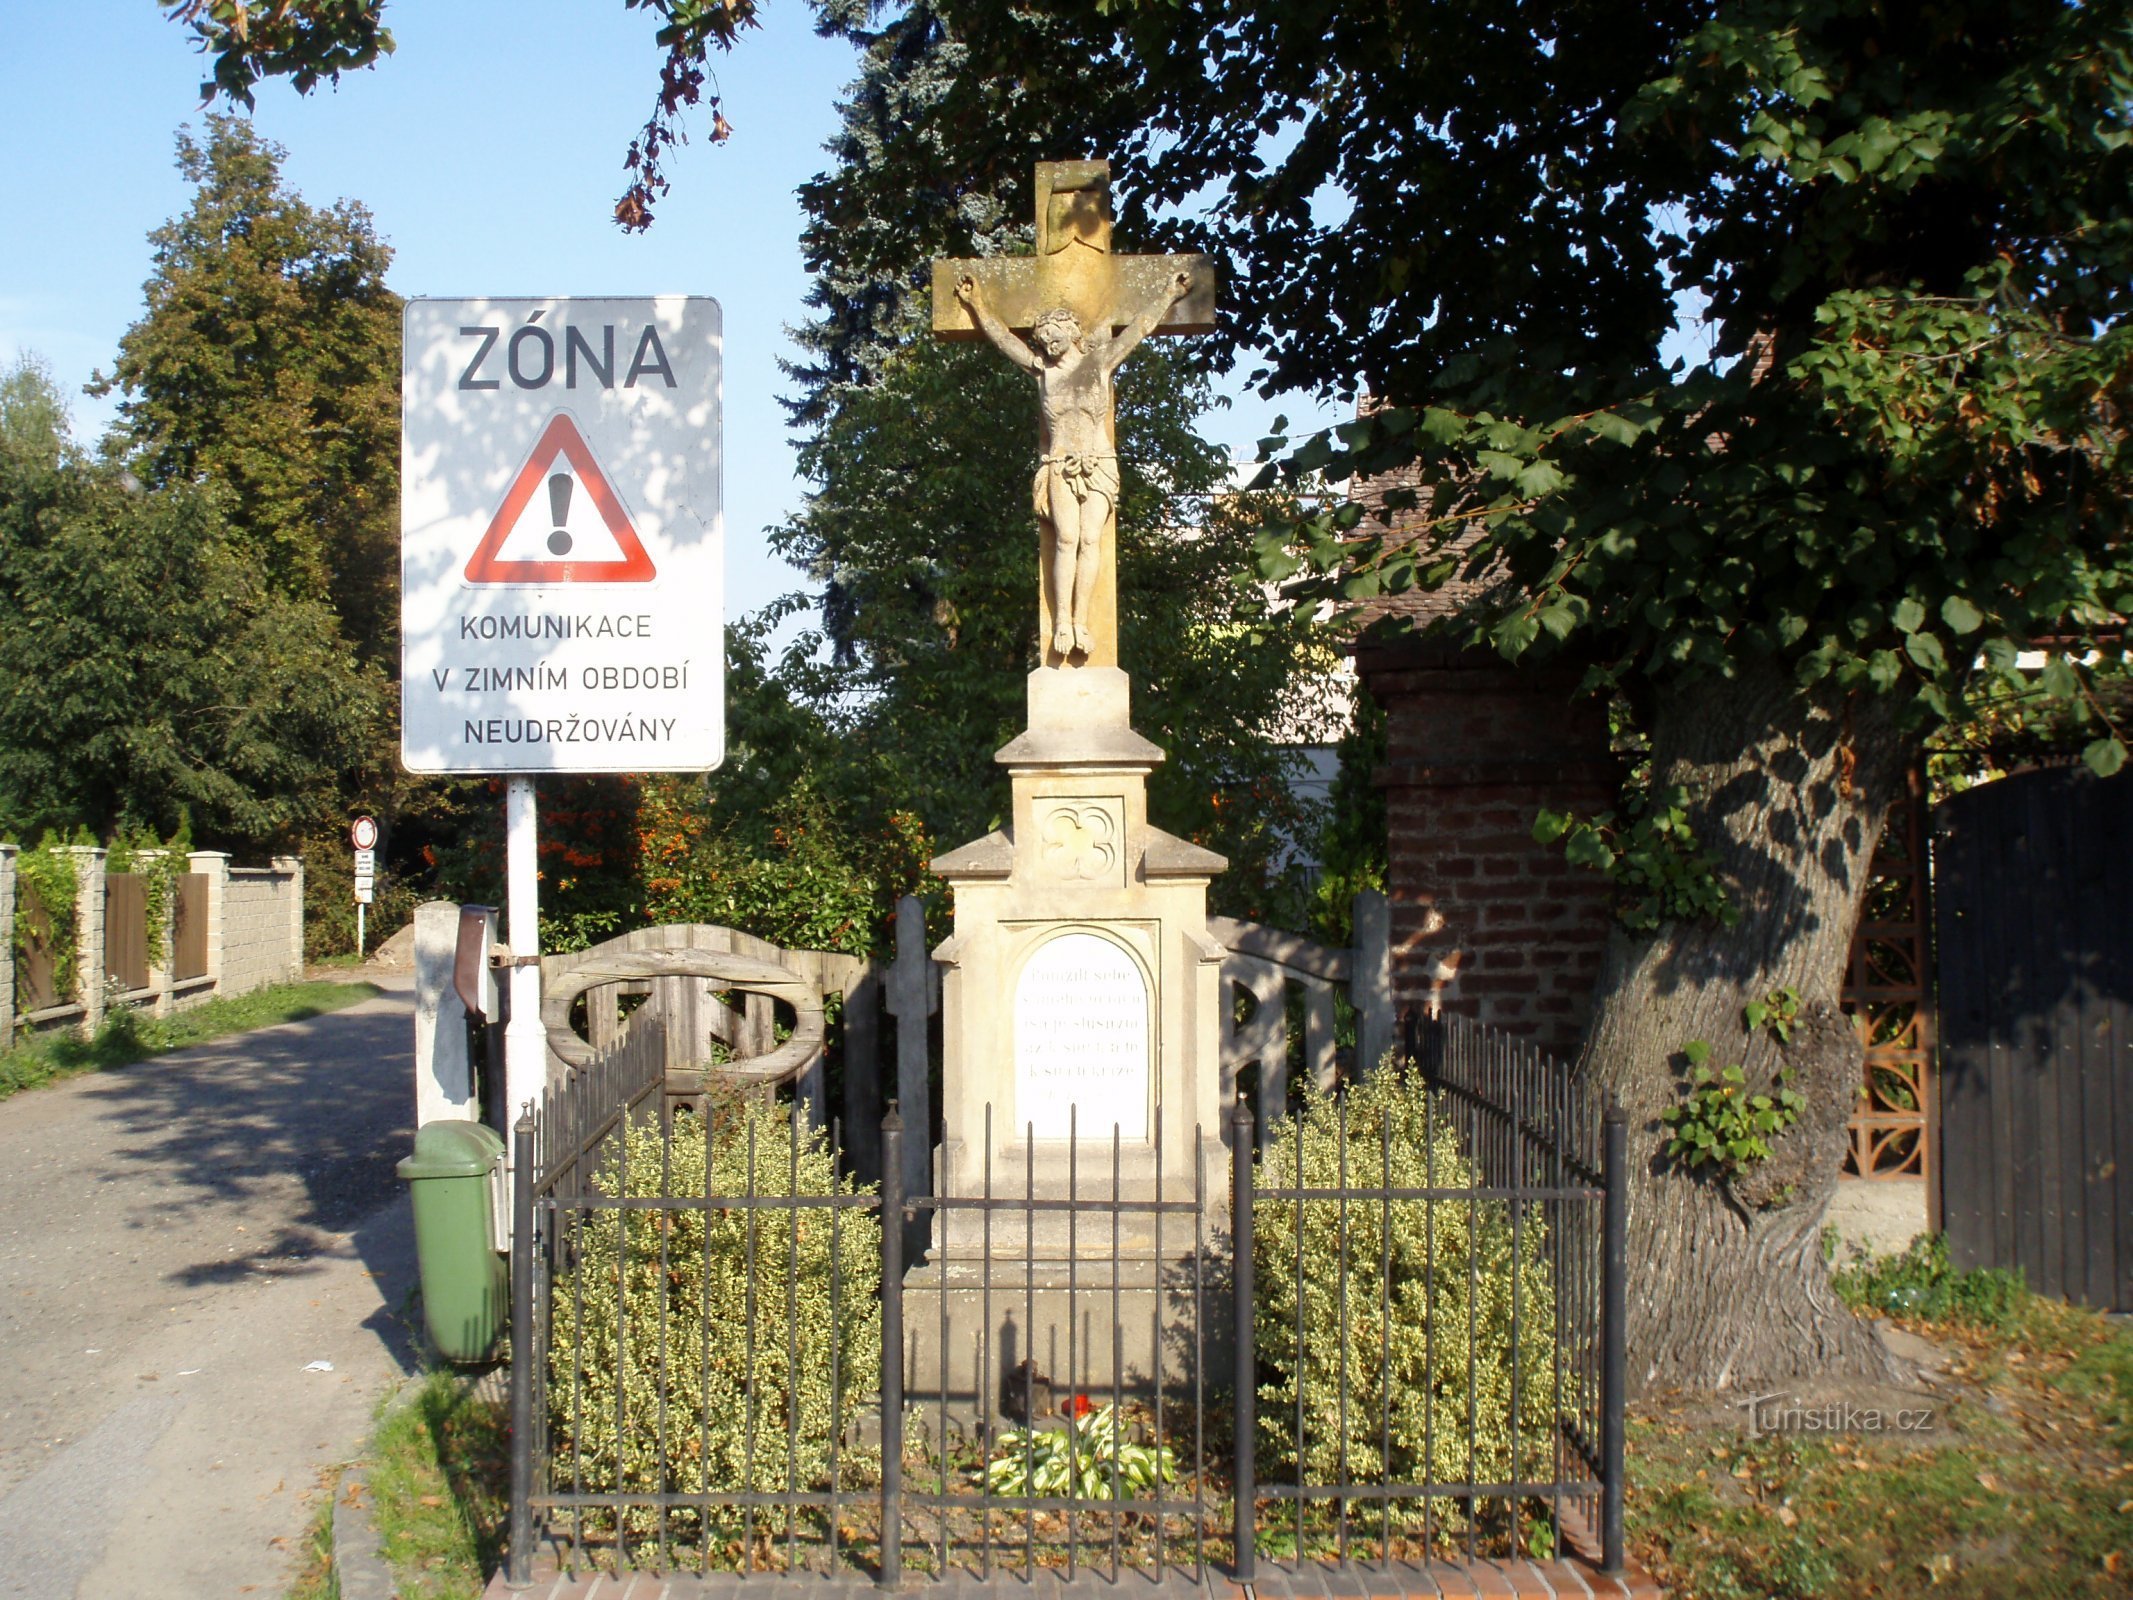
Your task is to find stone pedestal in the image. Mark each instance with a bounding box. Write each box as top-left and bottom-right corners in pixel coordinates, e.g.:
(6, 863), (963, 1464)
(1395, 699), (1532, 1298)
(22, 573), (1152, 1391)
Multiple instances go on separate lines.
(913, 665), (1228, 1420)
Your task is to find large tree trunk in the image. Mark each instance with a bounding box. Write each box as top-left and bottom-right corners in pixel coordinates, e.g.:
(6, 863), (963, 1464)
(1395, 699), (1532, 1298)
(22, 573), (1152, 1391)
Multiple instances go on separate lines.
(1579, 660), (1913, 1394)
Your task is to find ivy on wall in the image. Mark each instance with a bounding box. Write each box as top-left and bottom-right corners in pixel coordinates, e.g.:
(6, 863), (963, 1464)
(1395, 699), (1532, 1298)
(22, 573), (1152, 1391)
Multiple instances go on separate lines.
(106, 820), (192, 960)
(10, 821), (196, 1013)
(12, 833), (84, 1007)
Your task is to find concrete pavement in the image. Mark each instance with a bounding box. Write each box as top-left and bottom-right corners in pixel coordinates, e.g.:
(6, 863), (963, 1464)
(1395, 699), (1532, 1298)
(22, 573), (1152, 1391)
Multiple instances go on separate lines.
(0, 975), (422, 1598)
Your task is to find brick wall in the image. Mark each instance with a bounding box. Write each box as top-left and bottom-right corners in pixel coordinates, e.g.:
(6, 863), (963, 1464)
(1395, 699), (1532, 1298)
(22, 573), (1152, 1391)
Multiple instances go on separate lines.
(1361, 637), (1619, 1061)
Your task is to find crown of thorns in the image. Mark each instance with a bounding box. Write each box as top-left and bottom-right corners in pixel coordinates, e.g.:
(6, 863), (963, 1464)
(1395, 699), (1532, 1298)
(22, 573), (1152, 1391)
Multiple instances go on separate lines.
(1032, 307), (1083, 344)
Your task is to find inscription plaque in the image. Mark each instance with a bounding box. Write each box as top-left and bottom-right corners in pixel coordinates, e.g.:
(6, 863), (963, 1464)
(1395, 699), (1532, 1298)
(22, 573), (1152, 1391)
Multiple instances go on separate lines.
(1014, 932), (1150, 1139)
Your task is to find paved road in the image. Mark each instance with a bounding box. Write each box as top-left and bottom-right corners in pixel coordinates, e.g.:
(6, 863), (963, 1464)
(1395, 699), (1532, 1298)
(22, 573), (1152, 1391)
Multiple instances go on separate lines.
(0, 974), (422, 1598)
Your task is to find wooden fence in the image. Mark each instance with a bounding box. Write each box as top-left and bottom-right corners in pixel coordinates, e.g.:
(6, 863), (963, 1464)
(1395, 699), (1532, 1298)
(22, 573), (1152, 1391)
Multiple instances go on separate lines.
(1, 845), (304, 1049)
(1935, 764), (2133, 1311)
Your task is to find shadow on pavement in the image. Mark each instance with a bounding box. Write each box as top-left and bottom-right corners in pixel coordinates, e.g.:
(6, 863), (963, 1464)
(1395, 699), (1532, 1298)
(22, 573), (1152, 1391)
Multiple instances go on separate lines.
(75, 987), (419, 1299)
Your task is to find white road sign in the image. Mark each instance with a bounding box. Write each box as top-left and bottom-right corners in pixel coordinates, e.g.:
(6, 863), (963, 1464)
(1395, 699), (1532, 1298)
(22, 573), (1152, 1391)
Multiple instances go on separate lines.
(400, 297), (723, 773)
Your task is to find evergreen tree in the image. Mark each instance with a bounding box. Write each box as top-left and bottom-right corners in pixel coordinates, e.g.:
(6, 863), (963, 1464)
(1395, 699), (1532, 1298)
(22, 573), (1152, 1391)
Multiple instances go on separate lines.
(93, 114), (403, 665)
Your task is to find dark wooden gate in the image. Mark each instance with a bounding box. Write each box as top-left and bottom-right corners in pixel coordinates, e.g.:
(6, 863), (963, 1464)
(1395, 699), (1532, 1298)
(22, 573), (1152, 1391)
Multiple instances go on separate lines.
(105, 873), (150, 992)
(172, 873), (210, 981)
(1934, 764), (2133, 1310)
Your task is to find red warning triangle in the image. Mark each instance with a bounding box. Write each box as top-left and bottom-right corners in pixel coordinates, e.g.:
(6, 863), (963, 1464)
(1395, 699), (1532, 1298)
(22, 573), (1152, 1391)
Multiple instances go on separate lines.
(463, 413), (656, 584)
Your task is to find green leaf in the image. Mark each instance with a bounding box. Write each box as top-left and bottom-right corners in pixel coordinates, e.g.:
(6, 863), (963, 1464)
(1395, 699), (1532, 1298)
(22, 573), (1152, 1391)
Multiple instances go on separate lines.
(2083, 738), (2127, 777)
(1491, 611), (1540, 657)
(1420, 407), (1466, 444)
(1940, 595), (1984, 634)
(1904, 630), (1946, 672)
(1256, 548), (1304, 582)
(1515, 459), (1567, 498)
(1891, 597), (1925, 633)
(1684, 1039), (1713, 1066)
(1584, 410), (1644, 446)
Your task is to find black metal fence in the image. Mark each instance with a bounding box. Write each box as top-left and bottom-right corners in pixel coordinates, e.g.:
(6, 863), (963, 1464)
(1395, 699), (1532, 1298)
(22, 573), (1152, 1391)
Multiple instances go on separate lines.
(506, 1012), (1625, 1585)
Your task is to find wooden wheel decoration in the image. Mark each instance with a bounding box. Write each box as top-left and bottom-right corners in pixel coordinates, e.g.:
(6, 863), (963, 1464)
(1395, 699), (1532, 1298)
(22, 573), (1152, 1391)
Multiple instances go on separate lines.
(541, 938), (825, 1085)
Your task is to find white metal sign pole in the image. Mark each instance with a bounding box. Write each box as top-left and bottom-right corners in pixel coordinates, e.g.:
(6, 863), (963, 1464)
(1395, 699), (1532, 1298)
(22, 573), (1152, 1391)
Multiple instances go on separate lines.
(350, 817), (378, 961)
(504, 777), (544, 1130)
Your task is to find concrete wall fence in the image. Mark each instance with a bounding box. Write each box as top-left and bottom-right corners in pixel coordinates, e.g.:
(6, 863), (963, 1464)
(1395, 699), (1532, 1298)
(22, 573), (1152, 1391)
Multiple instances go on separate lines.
(0, 844), (305, 1051)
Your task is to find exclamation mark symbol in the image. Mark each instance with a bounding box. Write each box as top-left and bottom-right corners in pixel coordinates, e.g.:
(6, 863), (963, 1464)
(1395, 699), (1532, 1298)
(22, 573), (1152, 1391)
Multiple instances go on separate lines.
(546, 472), (573, 556)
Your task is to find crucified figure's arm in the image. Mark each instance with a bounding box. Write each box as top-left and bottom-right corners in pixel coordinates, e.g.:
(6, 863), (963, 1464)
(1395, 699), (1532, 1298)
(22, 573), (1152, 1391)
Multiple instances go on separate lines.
(1100, 270), (1193, 377)
(955, 276), (1041, 372)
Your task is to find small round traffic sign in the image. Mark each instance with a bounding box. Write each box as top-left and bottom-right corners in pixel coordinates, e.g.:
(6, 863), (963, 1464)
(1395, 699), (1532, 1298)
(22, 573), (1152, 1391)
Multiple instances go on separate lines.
(350, 815), (379, 851)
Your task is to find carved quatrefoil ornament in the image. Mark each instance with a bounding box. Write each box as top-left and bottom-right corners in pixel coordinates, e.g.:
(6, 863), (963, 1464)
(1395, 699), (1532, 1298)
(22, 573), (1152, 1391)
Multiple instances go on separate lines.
(1039, 802), (1119, 881)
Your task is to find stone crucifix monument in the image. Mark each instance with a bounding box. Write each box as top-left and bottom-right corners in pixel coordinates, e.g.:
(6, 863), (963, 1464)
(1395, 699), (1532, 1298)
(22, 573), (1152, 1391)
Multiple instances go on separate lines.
(909, 161), (1231, 1417)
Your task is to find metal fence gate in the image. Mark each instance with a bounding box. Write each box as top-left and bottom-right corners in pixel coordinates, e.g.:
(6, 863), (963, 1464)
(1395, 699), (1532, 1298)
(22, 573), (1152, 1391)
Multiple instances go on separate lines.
(505, 1013), (1627, 1587)
(1935, 763), (2133, 1310)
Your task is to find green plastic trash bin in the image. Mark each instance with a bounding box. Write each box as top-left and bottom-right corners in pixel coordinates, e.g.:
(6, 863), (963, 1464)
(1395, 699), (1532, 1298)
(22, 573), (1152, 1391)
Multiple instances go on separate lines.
(397, 1120), (508, 1363)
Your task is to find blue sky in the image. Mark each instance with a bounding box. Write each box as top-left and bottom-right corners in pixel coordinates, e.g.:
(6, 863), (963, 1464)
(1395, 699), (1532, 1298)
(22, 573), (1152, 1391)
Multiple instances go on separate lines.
(0, 2), (1331, 627)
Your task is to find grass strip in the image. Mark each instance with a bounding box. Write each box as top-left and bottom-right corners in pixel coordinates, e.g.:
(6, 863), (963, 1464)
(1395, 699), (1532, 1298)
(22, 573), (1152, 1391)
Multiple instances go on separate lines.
(0, 978), (382, 1101)
(284, 1484), (341, 1600)
(365, 1369), (510, 1599)
(1630, 1269), (2133, 1599)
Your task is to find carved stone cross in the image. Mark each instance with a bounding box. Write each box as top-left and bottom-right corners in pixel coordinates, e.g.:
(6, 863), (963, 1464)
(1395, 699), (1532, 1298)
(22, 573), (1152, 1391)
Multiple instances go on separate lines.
(933, 161), (1215, 671)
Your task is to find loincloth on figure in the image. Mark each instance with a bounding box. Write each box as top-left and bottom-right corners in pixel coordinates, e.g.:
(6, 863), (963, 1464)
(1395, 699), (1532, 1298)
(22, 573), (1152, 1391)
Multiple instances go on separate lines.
(1032, 452), (1120, 518)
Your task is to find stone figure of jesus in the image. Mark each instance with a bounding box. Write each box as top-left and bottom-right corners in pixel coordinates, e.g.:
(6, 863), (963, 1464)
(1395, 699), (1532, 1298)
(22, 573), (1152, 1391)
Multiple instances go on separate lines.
(955, 269), (1194, 661)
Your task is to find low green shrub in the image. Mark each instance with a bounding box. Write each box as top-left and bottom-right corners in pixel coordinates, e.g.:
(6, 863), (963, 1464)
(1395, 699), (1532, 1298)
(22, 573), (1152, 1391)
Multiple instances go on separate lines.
(546, 1102), (881, 1546)
(1252, 1062), (1570, 1521)
(1831, 1233), (2029, 1330)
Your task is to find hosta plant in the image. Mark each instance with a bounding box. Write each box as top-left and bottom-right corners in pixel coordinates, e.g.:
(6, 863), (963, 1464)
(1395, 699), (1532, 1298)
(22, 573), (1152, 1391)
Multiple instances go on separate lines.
(982, 1404), (1179, 1502)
